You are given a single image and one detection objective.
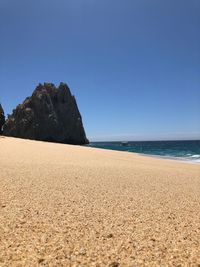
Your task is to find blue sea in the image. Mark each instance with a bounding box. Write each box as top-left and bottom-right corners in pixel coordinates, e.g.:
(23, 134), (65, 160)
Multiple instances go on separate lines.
(87, 140), (200, 163)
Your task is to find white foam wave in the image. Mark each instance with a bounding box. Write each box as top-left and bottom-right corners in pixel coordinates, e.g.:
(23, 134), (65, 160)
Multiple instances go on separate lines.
(139, 154), (200, 164)
(190, 155), (200, 158)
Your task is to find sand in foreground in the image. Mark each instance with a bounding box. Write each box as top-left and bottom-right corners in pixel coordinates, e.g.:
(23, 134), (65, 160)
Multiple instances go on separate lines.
(0, 137), (200, 267)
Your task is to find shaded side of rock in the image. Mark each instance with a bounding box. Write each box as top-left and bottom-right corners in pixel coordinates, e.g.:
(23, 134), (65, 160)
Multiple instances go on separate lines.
(0, 103), (5, 134)
(3, 83), (89, 145)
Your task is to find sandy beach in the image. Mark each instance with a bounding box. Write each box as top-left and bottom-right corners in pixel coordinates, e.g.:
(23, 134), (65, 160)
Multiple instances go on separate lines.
(0, 137), (200, 266)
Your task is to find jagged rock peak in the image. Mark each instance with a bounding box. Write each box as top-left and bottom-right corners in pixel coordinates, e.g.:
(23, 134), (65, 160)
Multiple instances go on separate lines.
(0, 103), (5, 134)
(3, 83), (89, 145)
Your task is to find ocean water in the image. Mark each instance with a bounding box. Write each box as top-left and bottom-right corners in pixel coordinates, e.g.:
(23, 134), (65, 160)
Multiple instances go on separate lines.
(87, 140), (200, 163)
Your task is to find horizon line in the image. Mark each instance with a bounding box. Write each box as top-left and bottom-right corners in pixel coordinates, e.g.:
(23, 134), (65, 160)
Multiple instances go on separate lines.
(89, 138), (200, 143)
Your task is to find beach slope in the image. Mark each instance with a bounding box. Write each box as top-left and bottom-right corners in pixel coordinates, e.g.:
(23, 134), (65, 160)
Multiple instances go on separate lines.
(0, 137), (200, 266)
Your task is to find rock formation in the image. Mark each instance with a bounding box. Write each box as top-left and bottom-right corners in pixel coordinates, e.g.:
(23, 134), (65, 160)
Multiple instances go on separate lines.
(0, 103), (5, 134)
(3, 83), (89, 144)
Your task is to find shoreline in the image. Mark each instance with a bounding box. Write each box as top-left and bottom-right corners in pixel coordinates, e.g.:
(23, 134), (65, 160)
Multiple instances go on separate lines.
(86, 144), (200, 165)
(137, 153), (200, 164)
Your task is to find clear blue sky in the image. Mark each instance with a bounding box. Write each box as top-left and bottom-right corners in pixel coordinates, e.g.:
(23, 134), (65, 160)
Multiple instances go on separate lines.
(0, 0), (199, 141)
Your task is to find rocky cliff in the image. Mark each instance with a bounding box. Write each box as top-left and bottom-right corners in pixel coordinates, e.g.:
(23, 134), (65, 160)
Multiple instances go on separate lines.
(3, 83), (89, 144)
(0, 104), (5, 134)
